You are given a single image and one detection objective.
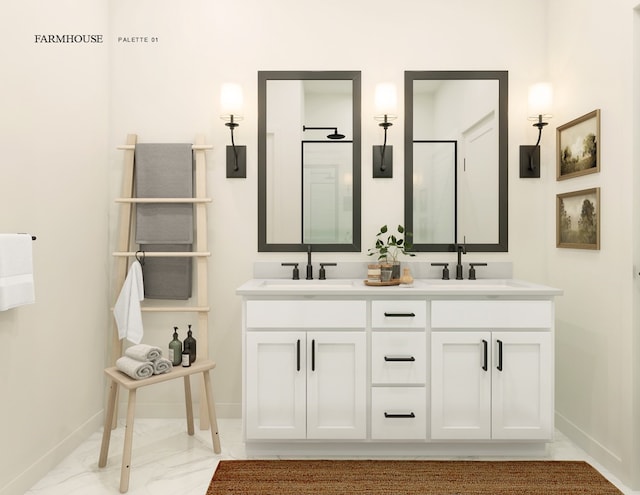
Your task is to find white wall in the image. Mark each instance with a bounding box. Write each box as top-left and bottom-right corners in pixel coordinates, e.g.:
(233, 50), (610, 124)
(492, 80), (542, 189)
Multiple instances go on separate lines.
(107, 0), (548, 418)
(6, 0), (640, 492)
(547, 0), (639, 487)
(0, 1), (109, 494)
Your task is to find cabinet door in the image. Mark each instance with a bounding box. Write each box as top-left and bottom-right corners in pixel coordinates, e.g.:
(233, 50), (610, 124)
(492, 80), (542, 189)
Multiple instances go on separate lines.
(431, 331), (492, 439)
(491, 332), (553, 440)
(245, 332), (306, 439)
(306, 332), (367, 439)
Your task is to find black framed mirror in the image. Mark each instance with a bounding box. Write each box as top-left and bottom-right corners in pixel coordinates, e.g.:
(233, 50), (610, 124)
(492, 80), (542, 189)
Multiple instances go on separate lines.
(258, 71), (361, 252)
(404, 70), (508, 252)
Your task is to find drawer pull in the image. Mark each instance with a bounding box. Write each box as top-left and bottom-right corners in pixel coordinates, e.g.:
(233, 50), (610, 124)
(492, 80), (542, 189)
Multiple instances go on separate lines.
(384, 356), (416, 362)
(296, 339), (301, 372)
(383, 312), (416, 318)
(384, 412), (416, 419)
(311, 339), (316, 371)
(496, 339), (503, 371)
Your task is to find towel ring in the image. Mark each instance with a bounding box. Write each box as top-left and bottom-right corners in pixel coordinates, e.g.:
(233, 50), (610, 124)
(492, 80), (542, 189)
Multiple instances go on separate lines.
(135, 250), (145, 266)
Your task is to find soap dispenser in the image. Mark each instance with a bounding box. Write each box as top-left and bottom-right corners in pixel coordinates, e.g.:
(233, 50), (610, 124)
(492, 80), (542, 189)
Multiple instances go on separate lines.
(168, 327), (182, 366)
(183, 324), (197, 364)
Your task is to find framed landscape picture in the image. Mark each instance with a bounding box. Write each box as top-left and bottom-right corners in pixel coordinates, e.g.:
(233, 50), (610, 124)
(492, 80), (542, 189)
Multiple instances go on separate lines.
(556, 109), (600, 181)
(556, 187), (600, 250)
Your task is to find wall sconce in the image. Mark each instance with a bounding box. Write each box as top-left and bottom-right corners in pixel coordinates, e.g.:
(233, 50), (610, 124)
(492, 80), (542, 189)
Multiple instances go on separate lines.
(520, 82), (553, 178)
(373, 83), (397, 178)
(220, 83), (246, 178)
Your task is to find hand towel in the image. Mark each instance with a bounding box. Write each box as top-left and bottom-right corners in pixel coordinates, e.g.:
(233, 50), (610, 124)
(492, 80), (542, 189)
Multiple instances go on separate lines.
(116, 356), (154, 380)
(125, 343), (162, 362)
(152, 357), (173, 375)
(0, 234), (35, 311)
(134, 143), (194, 244)
(113, 261), (144, 344)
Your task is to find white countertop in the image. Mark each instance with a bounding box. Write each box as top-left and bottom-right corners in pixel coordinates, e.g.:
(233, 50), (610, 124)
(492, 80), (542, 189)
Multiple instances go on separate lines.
(236, 278), (563, 297)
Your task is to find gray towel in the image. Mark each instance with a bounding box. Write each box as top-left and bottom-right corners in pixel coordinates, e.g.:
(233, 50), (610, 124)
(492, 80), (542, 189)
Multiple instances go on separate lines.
(140, 244), (192, 300)
(134, 143), (194, 244)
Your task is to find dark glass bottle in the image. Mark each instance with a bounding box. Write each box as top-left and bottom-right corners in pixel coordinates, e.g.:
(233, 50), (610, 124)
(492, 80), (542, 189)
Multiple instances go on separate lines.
(168, 327), (182, 366)
(184, 324), (197, 364)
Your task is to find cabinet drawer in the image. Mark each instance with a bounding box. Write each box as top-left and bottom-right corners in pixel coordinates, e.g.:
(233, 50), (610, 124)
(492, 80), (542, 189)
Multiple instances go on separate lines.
(371, 387), (427, 440)
(371, 300), (427, 328)
(371, 332), (426, 384)
(431, 300), (553, 328)
(246, 300), (366, 328)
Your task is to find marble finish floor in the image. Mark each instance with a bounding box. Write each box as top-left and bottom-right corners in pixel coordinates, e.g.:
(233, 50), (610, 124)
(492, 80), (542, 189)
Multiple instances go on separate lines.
(25, 418), (637, 494)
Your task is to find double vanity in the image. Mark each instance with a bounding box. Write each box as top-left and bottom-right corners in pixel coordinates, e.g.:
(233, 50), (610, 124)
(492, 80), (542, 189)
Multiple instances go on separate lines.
(237, 271), (562, 456)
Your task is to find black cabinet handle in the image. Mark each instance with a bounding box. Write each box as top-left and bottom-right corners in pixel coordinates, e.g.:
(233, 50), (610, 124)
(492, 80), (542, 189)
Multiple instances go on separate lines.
(311, 339), (316, 371)
(482, 339), (488, 371)
(383, 312), (416, 317)
(296, 339), (301, 372)
(497, 339), (503, 371)
(384, 356), (416, 362)
(384, 412), (416, 419)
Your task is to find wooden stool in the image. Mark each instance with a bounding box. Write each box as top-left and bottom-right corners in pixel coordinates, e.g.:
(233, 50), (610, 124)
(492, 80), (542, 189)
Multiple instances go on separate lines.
(98, 359), (221, 493)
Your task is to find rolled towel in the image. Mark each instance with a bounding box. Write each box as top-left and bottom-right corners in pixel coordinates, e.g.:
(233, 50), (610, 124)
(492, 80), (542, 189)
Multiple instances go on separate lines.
(125, 343), (162, 362)
(152, 357), (173, 375)
(116, 356), (154, 380)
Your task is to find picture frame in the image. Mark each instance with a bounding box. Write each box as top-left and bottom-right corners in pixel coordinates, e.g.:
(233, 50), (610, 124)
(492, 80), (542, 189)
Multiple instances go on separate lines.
(556, 109), (600, 181)
(556, 187), (600, 250)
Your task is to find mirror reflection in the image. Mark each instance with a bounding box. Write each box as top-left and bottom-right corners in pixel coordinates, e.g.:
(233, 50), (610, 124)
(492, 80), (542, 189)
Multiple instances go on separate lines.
(258, 71), (361, 252)
(405, 71), (508, 252)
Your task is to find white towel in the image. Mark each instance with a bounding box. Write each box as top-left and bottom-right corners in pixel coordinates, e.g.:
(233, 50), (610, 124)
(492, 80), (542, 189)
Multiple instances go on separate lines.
(152, 357), (173, 375)
(0, 234), (35, 311)
(125, 343), (162, 362)
(114, 261), (144, 344)
(116, 356), (154, 380)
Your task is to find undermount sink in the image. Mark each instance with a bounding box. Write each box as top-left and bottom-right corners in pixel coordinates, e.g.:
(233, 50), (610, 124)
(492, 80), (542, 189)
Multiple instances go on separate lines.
(258, 279), (356, 290)
(417, 279), (527, 289)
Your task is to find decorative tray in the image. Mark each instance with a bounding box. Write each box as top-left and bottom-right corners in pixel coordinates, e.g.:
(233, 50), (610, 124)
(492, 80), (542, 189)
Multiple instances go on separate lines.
(364, 279), (401, 287)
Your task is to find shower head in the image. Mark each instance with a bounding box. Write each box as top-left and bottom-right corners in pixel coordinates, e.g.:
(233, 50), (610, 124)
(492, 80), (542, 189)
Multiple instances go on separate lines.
(326, 130), (345, 140)
(303, 125), (346, 140)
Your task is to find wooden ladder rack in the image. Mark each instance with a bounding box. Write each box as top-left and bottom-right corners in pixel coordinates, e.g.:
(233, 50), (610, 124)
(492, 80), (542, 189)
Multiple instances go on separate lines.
(110, 133), (213, 429)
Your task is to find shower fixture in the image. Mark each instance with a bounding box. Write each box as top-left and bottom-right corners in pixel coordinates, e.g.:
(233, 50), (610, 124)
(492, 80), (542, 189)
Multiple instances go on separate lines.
(303, 125), (346, 140)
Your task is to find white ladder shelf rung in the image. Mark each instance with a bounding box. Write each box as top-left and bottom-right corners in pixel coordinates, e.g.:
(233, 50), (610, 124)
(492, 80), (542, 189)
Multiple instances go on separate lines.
(113, 251), (211, 257)
(141, 306), (210, 313)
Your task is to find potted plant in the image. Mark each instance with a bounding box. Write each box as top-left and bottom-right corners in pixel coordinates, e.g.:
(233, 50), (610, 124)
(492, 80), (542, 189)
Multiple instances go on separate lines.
(368, 224), (415, 280)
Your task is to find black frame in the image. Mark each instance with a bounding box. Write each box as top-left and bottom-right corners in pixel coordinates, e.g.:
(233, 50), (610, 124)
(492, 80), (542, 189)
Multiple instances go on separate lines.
(404, 70), (508, 252)
(258, 70), (362, 252)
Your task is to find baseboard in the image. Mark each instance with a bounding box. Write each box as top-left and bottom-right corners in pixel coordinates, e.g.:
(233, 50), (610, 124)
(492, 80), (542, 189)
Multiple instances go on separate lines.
(0, 411), (103, 495)
(555, 411), (628, 485)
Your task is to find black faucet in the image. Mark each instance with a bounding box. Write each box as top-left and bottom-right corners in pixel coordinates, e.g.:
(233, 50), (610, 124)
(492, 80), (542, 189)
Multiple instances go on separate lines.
(306, 245), (313, 280)
(455, 243), (466, 280)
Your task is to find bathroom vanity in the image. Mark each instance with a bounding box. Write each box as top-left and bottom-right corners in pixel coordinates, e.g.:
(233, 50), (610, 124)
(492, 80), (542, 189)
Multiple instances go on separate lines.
(237, 276), (562, 456)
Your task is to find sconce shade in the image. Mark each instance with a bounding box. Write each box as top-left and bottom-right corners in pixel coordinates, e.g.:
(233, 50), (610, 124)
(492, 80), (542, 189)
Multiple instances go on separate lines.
(520, 82), (553, 178)
(528, 82), (553, 119)
(374, 83), (398, 118)
(220, 83), (244, 118)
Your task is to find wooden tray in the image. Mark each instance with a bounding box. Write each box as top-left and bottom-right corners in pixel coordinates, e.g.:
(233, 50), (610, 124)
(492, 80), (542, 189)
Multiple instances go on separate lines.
(364, 279), (401, 287)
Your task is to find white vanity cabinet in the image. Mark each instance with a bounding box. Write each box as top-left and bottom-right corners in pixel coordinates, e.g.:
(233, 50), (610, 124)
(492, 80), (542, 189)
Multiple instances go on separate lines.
(430, 300), (554, 441)
(244, 300), (367, 440)
(238, 277), (561, 454)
